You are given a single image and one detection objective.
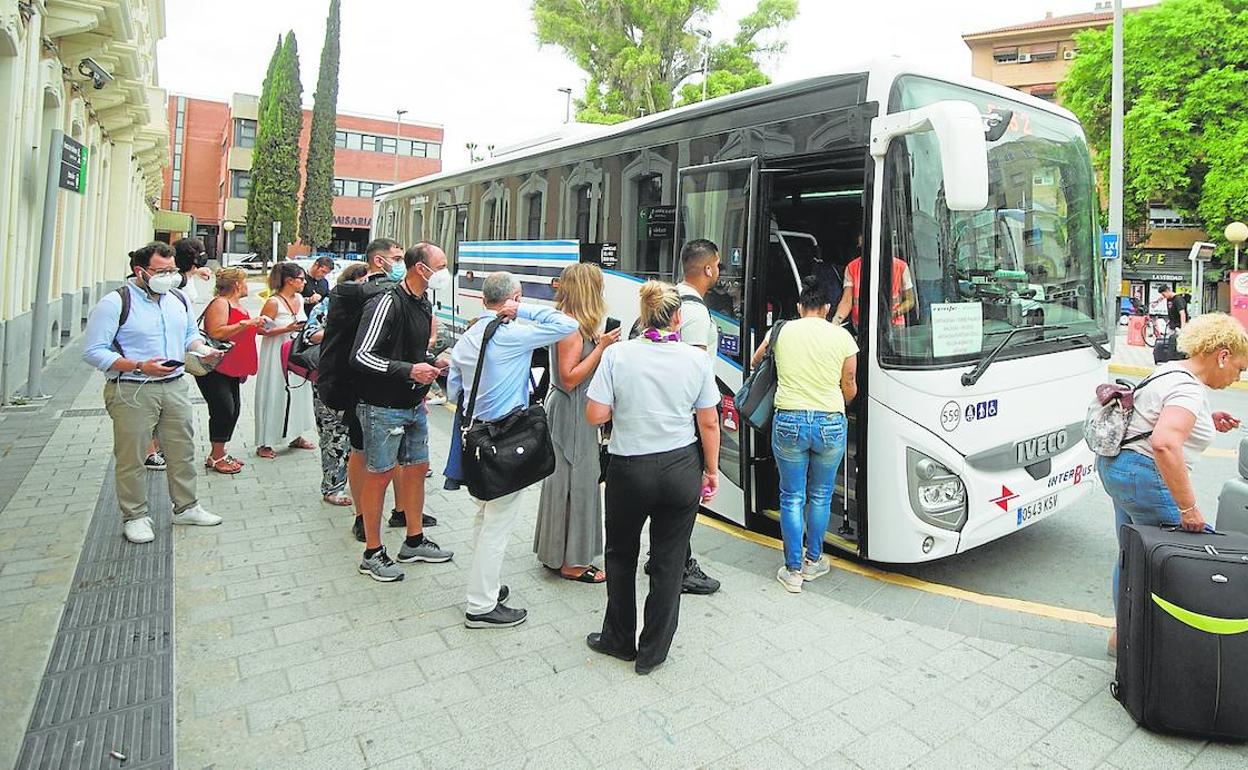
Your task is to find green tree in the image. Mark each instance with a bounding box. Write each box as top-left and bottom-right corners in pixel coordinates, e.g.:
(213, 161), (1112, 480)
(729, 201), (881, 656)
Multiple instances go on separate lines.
(533, 0), (797, 124)
(1059, 0), (1248, 261)
(299, 0), (340, 251)
(248, 31), (304, 265)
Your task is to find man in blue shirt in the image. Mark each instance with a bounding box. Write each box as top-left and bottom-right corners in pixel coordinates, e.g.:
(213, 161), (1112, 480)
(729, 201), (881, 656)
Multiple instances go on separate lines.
(83, 242), (224, 544)
(447, 272), (578, 628)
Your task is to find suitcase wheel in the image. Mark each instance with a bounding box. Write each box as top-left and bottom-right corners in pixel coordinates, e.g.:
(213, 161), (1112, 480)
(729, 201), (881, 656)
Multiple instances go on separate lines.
(1109, 680), (1119, 700)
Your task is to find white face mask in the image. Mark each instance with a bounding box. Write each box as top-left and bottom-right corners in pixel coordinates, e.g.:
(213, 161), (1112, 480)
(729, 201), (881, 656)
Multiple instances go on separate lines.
(144, 270), (180, 295)
(425, 267), (452, 293)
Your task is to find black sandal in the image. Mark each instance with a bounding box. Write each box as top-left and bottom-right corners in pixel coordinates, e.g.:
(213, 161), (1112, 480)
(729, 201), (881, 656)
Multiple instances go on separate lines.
(562, 565), (605, 583)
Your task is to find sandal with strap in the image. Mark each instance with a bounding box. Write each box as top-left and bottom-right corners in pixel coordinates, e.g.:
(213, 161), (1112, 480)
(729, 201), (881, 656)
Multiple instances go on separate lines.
(206, 455), (243, 474)
(256, 446), (277, 459)
(559, 565), (606, 584)
(288, 437), (316, 450)
(322, 492), (353, 506)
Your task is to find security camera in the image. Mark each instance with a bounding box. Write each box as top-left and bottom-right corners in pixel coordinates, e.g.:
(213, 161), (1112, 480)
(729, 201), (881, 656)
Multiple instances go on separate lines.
(77, 58), (114, 90)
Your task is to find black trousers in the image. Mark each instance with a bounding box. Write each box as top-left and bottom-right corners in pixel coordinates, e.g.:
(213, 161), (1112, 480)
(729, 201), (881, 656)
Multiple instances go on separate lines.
(600, 443), (702, 669)
(194, 370), (242, 443)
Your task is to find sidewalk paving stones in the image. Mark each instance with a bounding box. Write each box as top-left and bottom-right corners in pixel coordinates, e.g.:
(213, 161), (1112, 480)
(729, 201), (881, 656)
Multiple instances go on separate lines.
(6, 345), (1248, 768)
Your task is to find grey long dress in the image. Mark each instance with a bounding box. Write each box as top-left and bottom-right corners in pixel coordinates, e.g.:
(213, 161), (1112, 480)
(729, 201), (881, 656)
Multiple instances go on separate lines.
(534, 337), (604, 569)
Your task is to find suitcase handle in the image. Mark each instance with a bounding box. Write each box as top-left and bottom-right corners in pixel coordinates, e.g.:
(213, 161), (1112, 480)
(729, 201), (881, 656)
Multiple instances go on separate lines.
(1159, 523), (1221, 535)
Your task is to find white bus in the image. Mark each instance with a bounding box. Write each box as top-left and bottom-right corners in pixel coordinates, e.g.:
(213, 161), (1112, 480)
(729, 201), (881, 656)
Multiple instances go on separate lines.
(372, 59), (1110, 563)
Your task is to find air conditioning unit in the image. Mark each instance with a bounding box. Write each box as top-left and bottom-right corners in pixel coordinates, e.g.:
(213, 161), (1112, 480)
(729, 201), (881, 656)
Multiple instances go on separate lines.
(1063, 50), (1076, 60)
(1017, 53), (1033, 63)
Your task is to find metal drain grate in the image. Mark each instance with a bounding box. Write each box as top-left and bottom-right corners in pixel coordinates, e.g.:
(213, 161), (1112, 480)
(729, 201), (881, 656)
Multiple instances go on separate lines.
(15, 465), (175, 770)
(60, 408), (110, 418)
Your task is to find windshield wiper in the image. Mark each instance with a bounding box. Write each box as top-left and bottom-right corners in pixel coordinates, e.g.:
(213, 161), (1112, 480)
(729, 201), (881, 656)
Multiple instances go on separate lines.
(1039, 332), (1112, 360)
(960, 324), (1068, 386)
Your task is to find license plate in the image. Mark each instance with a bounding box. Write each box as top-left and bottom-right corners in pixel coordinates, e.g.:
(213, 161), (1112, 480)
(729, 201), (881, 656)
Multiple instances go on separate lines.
(1016, 493), (1058, 527)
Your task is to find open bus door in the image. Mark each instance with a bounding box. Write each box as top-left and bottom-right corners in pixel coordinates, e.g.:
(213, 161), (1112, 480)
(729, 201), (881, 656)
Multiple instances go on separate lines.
(674, 158), (758, 526)
(747, 161), (867, 557)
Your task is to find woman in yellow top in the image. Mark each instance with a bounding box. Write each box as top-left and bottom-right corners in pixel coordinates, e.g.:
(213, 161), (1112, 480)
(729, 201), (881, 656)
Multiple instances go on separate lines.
(751, 276), (859, 593)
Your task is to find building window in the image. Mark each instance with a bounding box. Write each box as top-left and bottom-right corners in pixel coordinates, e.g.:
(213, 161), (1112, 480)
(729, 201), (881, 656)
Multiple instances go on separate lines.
(525, 192), (543, 239)
(380, 136), (397, 154)
(360, 134), (377, 152)
(235, 119), (257, 148)
(574, 184), (592, 243)
(226, 226), (249, 253)
(231, 170), (252, 198)
(334, 130), (347, 148)
(332, 178), (344, 196)
(427, 143), (441, 159)
(993, 47), (1018, 64)
(343, 179), (360, 197)
(346, 132), (362, 150)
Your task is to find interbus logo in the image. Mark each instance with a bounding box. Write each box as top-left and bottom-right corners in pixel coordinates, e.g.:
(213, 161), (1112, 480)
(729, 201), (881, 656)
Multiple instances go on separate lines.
(1015, 429), (1070, 466)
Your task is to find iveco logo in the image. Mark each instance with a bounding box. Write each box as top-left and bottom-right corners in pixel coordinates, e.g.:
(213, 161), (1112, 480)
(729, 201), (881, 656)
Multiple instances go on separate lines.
(1015, 429), (1070, 465)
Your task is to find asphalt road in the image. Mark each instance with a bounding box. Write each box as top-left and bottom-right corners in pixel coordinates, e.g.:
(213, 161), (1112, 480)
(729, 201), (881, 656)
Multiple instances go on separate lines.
(892, 382), (1248, 618)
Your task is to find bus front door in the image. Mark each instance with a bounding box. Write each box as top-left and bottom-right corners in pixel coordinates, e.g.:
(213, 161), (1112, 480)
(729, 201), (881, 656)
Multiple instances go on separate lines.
(675, 158), (758, 526)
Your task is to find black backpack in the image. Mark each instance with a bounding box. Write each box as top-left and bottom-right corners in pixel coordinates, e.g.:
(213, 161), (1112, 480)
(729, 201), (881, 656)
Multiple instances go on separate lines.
(315, 276), (394, 411)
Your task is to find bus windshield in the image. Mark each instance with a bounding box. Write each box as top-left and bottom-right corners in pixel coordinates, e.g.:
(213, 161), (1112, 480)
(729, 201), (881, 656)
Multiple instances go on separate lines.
(879, 75), (1105, 369)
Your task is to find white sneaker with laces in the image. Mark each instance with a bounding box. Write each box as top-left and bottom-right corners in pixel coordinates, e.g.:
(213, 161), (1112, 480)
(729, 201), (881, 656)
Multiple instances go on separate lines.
(123, 517), (155, 543)
(776, 565), (803, 593)
(172, 504), (222, 527)
(801, 556), (831, 582)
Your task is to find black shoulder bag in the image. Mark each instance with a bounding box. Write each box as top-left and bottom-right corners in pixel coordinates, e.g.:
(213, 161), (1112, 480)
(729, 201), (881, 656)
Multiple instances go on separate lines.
(461, 318), (556, 500)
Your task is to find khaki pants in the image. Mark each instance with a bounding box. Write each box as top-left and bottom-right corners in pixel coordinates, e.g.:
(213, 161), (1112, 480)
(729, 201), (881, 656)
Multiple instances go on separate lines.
(102, 377), (198, 521)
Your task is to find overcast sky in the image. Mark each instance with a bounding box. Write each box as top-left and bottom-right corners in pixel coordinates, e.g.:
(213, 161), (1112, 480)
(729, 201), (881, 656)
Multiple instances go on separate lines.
(158, 0), (1148, 173)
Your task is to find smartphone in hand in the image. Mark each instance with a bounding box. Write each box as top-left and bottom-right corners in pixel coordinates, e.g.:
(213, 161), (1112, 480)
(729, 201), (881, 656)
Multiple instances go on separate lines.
(605, 317), (621, 333)
(159, 359), (184, 368)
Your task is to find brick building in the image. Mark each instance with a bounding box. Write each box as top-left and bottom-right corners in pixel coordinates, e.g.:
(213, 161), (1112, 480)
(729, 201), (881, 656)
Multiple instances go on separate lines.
(161, 93), (442, 259)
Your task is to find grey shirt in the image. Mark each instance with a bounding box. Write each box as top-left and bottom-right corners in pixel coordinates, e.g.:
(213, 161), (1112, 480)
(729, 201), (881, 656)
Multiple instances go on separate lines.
(587, 338), (719, 457)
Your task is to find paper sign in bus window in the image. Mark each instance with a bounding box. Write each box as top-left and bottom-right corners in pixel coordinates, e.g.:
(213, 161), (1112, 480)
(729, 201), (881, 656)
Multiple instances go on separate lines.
(930, 302), (984, 358)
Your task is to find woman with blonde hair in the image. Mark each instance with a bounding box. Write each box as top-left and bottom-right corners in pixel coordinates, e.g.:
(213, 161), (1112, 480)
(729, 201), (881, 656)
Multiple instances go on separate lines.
(535, 263), (620, 582)
(584, 280), (720, 674)
(196, 267), (266, 473)
(1099, 312), (1246, 652)
(254, 262), (316, 458)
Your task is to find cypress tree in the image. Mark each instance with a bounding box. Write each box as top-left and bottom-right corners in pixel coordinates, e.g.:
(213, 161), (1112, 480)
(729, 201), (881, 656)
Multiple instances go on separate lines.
(299, 0), (340, 251)
(247, 32), (304, 265)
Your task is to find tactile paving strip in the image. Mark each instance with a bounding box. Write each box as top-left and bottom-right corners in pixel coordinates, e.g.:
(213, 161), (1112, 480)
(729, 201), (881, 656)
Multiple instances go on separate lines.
(15, 466), (175, 770)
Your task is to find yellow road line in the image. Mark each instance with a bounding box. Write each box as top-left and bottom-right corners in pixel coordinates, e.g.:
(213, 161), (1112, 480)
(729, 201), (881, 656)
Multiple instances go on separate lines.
(1109, 363), (1248, 391)
(696, 514), (1116, 629)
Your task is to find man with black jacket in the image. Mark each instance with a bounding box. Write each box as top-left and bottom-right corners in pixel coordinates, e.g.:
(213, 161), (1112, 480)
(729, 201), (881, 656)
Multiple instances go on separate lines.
(350, 242), (455, 581)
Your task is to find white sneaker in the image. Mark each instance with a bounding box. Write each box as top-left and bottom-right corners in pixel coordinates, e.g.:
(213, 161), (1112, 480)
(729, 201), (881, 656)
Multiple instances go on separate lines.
(776, 565), (803, 593)
(426, 393), (447, 406)
(172, 504), (222, 527)
(801, 556), (831, 582)
(123, 517), (155, 543)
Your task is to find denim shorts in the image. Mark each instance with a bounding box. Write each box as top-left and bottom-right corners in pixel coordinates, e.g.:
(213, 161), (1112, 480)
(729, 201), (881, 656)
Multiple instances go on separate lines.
(356, 402), (429, 472)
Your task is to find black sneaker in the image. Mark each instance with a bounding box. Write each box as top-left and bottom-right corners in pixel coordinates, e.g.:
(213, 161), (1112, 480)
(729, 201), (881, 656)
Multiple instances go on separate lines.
(144, 452), (167, 471)
(465, 603), (527, 629)
(390, 509), (437, 528)
(351, 515), (365, 543)
(682, 558), (720, 595)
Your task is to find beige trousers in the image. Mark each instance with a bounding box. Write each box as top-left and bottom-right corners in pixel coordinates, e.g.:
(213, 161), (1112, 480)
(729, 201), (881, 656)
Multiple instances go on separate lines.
(102, 377), (199, 521)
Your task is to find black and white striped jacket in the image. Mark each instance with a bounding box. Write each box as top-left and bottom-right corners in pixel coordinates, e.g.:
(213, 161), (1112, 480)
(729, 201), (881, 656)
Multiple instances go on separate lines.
(349, 284), (434, 408)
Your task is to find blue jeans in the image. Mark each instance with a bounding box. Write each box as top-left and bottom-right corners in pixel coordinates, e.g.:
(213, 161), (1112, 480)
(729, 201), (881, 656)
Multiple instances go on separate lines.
(356, 402), (430, 473)
(1096, 451), (1180, 608)
(772, 410), (847, 570)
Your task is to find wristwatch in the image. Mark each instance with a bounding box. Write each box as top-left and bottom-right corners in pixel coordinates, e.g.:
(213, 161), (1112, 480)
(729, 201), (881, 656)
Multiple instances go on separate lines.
(132, 363), (144, 376)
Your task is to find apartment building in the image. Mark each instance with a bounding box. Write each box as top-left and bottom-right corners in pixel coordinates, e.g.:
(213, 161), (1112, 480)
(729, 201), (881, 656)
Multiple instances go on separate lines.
(161, 93), (443, 259)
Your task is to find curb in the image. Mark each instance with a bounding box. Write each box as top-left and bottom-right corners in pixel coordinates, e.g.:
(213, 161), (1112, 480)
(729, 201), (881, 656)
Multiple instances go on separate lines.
(1108, 363), (1248, 391)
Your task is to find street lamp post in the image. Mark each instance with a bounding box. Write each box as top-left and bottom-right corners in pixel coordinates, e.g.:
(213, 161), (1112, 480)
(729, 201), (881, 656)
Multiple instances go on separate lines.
(1107, 0), (1124, 344)
(393, 108), (407, 182)
(222, 219), (235, 265)
(557, 87), (572, 123)
(1226, 221), (1248, 272)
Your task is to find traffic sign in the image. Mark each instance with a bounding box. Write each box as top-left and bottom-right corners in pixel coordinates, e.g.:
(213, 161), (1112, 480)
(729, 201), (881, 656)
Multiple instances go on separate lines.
(57, 136), (87, 194)
(1100, 232), (1120, 260)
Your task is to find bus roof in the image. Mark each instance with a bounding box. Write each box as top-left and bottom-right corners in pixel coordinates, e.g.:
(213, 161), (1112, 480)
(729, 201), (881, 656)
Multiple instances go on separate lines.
(375, 57), (1079, 200)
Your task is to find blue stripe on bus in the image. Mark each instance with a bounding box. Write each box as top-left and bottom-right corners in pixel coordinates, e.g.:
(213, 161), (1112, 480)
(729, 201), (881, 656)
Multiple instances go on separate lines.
(457, 252), (577, 261)
(459, 240), (578, 248)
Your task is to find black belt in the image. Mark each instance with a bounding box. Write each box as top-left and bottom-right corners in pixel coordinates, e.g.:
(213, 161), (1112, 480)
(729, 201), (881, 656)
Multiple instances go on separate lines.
(114, 374), (184, 384)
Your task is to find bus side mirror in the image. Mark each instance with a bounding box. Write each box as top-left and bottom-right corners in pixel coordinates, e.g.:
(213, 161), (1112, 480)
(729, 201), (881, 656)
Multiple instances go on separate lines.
(870, 100), (989, 212)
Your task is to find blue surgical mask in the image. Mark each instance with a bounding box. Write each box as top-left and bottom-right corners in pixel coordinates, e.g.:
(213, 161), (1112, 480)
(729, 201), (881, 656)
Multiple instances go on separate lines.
(387, 259), (407, 282)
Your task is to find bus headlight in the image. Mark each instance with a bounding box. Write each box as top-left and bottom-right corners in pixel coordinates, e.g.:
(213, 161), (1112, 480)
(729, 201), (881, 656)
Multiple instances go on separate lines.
(906, 448), (968, 532)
